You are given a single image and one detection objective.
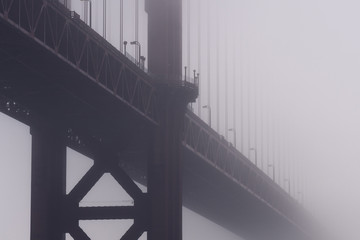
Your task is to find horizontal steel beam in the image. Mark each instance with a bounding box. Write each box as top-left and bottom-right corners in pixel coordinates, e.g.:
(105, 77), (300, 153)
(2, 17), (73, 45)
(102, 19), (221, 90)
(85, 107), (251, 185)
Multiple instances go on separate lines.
(78, 206), (136, 220)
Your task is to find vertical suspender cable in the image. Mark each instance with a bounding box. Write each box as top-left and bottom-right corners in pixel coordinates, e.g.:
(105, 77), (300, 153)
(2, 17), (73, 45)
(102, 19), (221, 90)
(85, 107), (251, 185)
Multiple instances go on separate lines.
(276, 123), (280, 184)
(272, 121), (276, 182)
(89, 0), (92, 28)
(254, 61), (258, 166)
(232, 17), (237, 148)
(277, 125), (282, 187)
(289, 140), (292, 194)
(135, 0), (139, 61)
(260, 75), (264, 171)
(187, 0), (191, 77)
(197, 0), (202, 116)
(296, 159), (300, 202)
(294, 159), (297, 200)
(281, 132), (286, 190)
(285, 137), (290, 194)
(299, 154), (302, 203)
(299, 160), (302, 203)
(240, 29), (244, 153)
(283, 133), (286, 191)
(224, 0), (228, 140)
(83, 1), (88, 25)
(120, 0), (124, 52)
(295, 159), (298, 201)
(187, 0), (192, 110)
(215, 2), (220, 132)
(288, 146), (292, 196)
(247, 56), (251, 159)
(103, 0), (106, 38)
(206, 0), (211, 127)
(266, 109), (270, 176)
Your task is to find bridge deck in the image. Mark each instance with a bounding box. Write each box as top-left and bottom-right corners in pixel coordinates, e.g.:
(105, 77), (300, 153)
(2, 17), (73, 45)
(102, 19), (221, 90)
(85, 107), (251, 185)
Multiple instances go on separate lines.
(0, 1), (313, 239)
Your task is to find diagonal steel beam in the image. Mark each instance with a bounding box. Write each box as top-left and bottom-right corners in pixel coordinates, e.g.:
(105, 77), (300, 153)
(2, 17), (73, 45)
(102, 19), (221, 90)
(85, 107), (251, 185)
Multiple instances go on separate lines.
(69, 226), (91, 240)
(110, 166), (143, 201)
(120, 223), (144, 240)
(67, 165), (104, 203)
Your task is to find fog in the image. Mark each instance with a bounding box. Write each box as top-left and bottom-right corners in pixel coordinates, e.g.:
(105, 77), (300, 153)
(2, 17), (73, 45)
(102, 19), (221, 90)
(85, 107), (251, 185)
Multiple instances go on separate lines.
(206, 0), (360, 239)
(1, 0), (360, 239)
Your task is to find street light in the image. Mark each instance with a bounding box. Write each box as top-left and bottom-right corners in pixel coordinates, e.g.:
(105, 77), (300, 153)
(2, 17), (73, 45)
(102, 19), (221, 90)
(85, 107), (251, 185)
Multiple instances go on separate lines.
(202, 105), (211, 127)
(268, 163), (275, 182)
(284, 178), (291, 194)
(140, 56), (146, 70)
(228, 128), (236, 148)
(184, 66), (187, 81)
(123, 41), (128, 55)
(130, 41), (141, 66)
(249, 147), (257, 166)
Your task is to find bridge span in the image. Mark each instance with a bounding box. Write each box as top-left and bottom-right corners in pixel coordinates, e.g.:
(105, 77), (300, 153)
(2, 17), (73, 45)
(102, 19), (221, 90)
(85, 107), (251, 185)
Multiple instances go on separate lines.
(0, 0), (316, 239)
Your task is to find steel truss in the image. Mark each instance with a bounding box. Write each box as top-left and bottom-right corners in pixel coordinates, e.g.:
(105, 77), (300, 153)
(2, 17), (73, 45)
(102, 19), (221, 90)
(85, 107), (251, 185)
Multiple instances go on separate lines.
(30, 125), (149, 240)
(0, 0), (158, 123)
(183, 110), (299, 225)
(0, 0), (307, 237)
(64, 149), (148, 240)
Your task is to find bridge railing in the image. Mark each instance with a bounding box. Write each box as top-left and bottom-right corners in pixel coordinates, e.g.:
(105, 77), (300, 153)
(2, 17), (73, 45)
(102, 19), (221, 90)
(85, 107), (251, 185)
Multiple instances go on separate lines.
(57, 0), (199, 94)
(123, 51), (198, 98)
(0, 0), (166, 124)
(183, 110), (304, 228)
(123, 47), (198, 90)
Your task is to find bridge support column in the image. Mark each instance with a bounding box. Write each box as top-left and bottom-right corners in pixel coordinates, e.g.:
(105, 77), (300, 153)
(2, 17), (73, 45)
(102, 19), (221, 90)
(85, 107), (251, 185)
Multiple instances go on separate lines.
(30, 127), (66, 240)
(148, 96), (188, 240)
(146, 0), (196, 239)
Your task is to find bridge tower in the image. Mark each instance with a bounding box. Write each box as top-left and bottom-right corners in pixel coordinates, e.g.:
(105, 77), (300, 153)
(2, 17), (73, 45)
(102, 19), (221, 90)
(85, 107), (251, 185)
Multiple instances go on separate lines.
(146, 0), (182, 80)
(146, 1), (195, 240)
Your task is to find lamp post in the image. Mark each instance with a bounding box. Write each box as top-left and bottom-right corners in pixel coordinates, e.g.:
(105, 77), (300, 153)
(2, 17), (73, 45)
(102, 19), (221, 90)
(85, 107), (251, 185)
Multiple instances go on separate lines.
(202, 105), (211, 127)
(123, 41), (128, 56)
(228, 128), (236, 148)
(140, 56), (146, 70)
(284, 178), (291, 195)
(268, 163), (275, 182)
(184, 66), (187, 81)
(130, 41), (141, 66)
(249, 147), (258, 166)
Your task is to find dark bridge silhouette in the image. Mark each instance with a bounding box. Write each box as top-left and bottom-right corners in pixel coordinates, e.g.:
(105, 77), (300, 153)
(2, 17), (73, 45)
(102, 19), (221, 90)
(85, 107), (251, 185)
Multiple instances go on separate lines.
(0, 0), (316, 240)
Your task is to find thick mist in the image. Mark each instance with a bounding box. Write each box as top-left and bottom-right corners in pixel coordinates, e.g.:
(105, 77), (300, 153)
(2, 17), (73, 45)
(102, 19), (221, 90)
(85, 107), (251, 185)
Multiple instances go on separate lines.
(195, 1), (360, 239)
(1, 0), (359, 239)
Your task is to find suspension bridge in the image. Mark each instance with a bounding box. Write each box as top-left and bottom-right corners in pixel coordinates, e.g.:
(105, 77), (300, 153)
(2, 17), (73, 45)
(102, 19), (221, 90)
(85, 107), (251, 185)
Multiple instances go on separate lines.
(0, 0), (318, 239)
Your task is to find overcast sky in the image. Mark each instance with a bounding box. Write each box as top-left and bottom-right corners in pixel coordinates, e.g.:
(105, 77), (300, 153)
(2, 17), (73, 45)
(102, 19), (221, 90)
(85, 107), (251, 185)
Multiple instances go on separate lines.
(1, 0), (360, 239)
